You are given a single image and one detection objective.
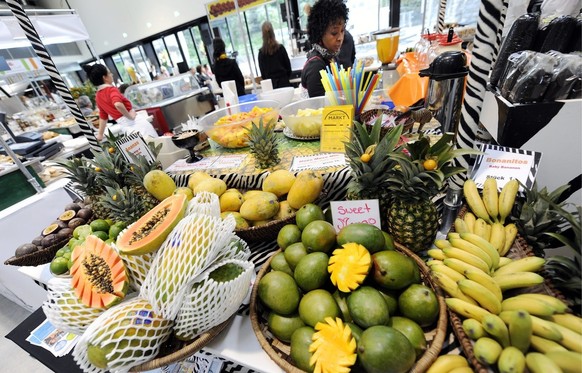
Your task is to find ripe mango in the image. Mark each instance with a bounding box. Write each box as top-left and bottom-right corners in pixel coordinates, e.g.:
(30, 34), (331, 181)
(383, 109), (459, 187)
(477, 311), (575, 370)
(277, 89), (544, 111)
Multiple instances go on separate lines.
(143, 170), (176, 201)
(262, 170), (296, 197)
(192, 177), (227, 197)
(239, 192), (279, 221)
(273, 200), (296, 220)
(187, 171), (212, 190)
(287, 170), (324, 209)
(219, 190), (244, 212)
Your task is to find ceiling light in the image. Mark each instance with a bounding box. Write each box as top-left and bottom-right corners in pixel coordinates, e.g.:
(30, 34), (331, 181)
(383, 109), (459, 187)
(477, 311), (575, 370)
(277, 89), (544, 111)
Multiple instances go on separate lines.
(122, 33), (128, 38)
(146, 22), (152, 28)
(173, 11), (180, 17)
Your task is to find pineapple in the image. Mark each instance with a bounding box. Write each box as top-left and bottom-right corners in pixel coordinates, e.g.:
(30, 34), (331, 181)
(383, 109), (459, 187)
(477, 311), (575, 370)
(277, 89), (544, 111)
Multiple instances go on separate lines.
(97, 186), (152, 225)
(385, 132), (477, 252)
(344, 119), (402, 229)
(57, 157), (102, 198)
(248, 118), (279, 169)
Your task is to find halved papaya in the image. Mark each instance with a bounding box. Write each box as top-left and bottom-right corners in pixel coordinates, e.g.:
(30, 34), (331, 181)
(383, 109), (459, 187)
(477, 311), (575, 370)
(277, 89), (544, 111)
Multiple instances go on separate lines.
(70, 235), (129, 309)
(116, 194), (188, 255)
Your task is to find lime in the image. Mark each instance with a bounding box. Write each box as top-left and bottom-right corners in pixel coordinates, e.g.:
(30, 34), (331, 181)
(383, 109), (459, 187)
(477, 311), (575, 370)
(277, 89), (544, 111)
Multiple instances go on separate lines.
(108, 224), (124, 240)
(104, 219), (114, 226)
(398, 284), (439, 328)
(73, 224), (92, 240)
(90, 219), (110, 233)
(67, 259), (73, 270)
(62, 252), (71, 261)
(295, 203), (325, 230)
(301, 220), (336, 253)
(91, 230), (109, 241)
(277, 224), (302, 249)
(68, 237), (81, 249)
(50, 257), (69, 276)
(55, 246), (69, 257)
(113, 221), (127, 230)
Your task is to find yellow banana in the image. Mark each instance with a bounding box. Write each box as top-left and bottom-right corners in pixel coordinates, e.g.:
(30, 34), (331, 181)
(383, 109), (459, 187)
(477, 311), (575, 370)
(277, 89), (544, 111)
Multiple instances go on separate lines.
(482, 177), (500, 222)
(516, 293), (568, 314)
(474, 337), (503, 365)
(447, 232), (461, 240)
(454, 217), (470, 234)
(546, 350), (582, 373)
(493, 272), (545, 291)
(493, 256), (546, 277)
(525, 352), (563, 373)
(464, 179), (492, 223)
(529, 335), (568, 353)
(444, 258), (487, 277)
(443, 247), (491, 274)
(497, 346), (526, 373)
(474, 218), (492, 241)
(449, 367), (473, 373)
(458, 278), (502, 314)
(552, 322), (582, 353)
(530, 315), (564, 341)
(498, 257), (513, 268)
(428, 248), (446, 260)
(507, 310), (532, 353)
(426, 355), (469, 373)
(434, 239), (452, 249)
(548, 313), (582, 334)
(489, 222), (506, 254)
(463, 267), (503, 302)
(500, 223), (518, 256)
(427, 259), (444, 267)
(430, 262), (466, 282)
(498, 179), (519, 224)
(446, 298), (492, 322)
(482, 314), (511, 347)
(463, 318), (488, 340)
(432, 271), (478, 305)
(501, 296), (557, 317)
(459, 232), (500, 268)
(449, 237), (494, 270)
(463, 212), (476, 233)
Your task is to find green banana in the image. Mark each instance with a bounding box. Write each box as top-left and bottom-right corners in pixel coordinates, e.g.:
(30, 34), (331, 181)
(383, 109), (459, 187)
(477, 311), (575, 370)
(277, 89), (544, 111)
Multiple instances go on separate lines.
(489, 222), (506, 254)
(463, 267), (503, 302)
(474, 337), (503, 365)
(498, 179), (519, 224)
(458, 279), (502, 314)
(493, 272), (545, 291)
(443, 247), (491, 274)
(497, 346), (526, 373)
(482, 177), (500, 222)
(431, 262), (466, 283)
(493, 256), (546, 277)
(474, 218), (492, 241)
(546, 350), (582, 373)
(500, 223), (518, 256)
(507, 310), (532, 353)
(482, 314), (511, 347)
(449, 237), (494, 270)
(446, 298), (492, 322)
(548, 313), (582, 334)
(454, 217), (470, 234)
(529, 335), (568, 354)
(432, 271), (478, 305)
(464, 179), (492, 223)
(463, 318), (487, 340)
(463, 212), (476, 234)
(525, 352), (564, 373)
(459, 232), (500, 268)
(501, 296), (557, 317)
(517, 293), (569, 314)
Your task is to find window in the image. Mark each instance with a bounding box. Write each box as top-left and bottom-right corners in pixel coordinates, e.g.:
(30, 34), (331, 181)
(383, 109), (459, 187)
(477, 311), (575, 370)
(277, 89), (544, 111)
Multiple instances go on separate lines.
(178, 30), (198, 70)
(129, 46), (151, 82)
(163, 34), (184, 74)
(111, 53), (130, 84)
(152, 38), (172, 77)
(191, 26), (209, 67)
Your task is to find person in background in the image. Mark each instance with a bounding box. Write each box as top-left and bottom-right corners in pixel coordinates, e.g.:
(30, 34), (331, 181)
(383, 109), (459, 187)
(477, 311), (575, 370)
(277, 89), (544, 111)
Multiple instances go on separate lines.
(76, 95), (93, 117)
(84, 64), (158, 141)
(258, 21), (292, 89)
(118, 83), (130, 95)
(212, 37), (245, 96)
(193, 65), (212, 88)
(300, 0), (349, 97)
(337, 29), (356, 69)
(203, 64), (214, 78)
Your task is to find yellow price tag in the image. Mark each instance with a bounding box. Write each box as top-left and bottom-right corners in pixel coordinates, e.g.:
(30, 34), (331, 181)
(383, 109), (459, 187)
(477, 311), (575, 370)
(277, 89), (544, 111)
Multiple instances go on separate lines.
(320, 105), (354, 153)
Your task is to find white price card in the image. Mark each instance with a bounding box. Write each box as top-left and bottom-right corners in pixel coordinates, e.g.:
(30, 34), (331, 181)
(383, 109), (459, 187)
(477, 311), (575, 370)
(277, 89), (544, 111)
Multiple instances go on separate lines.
(290, 153), (347, 172)
(207, 154), (247, 170)
(115, 133), (156, 165)
(329, 199), (381, 232)
(470, 143), (542, 190)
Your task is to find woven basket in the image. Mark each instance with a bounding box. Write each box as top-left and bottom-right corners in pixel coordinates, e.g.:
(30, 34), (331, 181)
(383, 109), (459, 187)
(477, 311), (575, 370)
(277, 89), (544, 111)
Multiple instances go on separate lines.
(235, 213), (296, 243)
(360, 109), (415, 136)
(129, 316), (233, 372)
(250, 242), (448, 373)
(4, 236), (71, 267)
(448, 207), (571, 373)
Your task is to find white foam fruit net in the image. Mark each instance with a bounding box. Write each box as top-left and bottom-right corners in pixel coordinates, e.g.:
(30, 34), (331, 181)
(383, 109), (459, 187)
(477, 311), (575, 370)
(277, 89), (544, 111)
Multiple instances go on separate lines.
(73, 296), (173, 373)
(173, 258), (254, 340)
(140, 212), (236, 319)
(111, 240), (154, 292)
(186, 191), (221, 217)
(42, 277), (105, 336)
(213, 236), (251, 263)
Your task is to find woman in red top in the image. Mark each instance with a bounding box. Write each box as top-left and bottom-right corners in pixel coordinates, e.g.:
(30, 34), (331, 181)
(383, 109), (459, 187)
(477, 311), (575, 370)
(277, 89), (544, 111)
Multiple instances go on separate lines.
(84, 64), (158, 140)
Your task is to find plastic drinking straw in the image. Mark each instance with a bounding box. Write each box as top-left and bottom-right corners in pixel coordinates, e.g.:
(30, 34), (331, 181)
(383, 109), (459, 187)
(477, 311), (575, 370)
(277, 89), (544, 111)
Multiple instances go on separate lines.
(358, 73), (380, 114)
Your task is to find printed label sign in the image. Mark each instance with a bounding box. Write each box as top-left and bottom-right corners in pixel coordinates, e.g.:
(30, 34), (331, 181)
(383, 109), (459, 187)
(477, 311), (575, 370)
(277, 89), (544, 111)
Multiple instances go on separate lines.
(290, 153), (347, 172)
(329, 199), (381, 232)
(116, 133), (156, 165)
(320, 105), (354, 153)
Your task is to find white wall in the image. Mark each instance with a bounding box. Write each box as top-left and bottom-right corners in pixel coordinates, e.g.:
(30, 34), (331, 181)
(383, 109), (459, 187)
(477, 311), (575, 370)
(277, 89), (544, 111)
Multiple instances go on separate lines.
(40, 0), (208, 56)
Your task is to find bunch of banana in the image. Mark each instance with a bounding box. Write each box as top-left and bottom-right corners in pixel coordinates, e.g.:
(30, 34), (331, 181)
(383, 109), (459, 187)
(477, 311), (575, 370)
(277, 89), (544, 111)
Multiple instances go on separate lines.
(460, 178), (520, 256)
(425, 354), (472, 373)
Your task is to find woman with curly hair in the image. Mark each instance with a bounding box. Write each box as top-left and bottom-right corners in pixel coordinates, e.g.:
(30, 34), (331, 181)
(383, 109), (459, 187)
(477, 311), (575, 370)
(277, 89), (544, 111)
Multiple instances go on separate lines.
(258, 21), (292, 89)
(300, 0), (349, 98)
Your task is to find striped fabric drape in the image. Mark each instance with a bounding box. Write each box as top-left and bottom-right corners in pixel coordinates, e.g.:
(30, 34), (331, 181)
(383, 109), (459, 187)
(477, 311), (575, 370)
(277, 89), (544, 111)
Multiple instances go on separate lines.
(437, 0), (449, 32)
(6, 0), (101, 153)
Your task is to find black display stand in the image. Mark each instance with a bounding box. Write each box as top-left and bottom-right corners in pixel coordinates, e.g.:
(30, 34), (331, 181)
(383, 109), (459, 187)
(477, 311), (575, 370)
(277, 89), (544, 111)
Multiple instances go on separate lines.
(5, 307), (82, 373)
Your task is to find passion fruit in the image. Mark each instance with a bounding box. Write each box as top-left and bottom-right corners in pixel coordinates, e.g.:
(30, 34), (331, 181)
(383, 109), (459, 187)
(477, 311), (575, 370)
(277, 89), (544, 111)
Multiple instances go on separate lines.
(76, 208), (93, 221)
(41, 234), (59, 248)
(68, 217), (86, 230)
(15, 243), (39, 257)
(42, 223), (60, 236)
(52, 220), (69, 229)
(64, 202), (82, 212)
(59, 210), (77, 222)
(56, 227), (74, 240)
(32, 236), (44, 246)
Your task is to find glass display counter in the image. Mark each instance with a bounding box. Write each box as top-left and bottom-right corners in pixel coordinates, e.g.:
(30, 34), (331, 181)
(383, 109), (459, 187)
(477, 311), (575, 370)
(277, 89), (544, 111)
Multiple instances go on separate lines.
(125, 72), (214, 133)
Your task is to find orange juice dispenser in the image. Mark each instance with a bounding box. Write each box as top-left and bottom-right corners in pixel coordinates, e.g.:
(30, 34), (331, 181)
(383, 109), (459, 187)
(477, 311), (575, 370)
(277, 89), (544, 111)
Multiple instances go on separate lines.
(373, 28), (400, 89)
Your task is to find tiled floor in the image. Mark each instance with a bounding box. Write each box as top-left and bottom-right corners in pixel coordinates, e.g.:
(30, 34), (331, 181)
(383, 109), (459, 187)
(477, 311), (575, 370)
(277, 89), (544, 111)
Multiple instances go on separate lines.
(0, 294), (53, 372)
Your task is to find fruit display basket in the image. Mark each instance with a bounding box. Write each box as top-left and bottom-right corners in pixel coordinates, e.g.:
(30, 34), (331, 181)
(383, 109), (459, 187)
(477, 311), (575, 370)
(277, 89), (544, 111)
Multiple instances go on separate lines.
(235, 213), (297, 243)
(360, 109), (415, 135)
(4, 236), (71, 267)
(250, 242), (449, 373)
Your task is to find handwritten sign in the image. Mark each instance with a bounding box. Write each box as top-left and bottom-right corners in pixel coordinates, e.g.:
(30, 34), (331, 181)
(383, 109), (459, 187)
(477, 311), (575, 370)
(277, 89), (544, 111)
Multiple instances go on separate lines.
(329, 199), (381, 232)
(290, 153), (347, 172)
(320, 105), (354, 153)
(470, 143), (542, 190)
(116, 133), (156, 165)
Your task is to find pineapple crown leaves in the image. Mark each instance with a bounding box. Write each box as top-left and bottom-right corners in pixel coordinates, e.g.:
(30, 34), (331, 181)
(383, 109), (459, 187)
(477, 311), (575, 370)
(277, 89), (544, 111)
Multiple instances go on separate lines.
(406, 132), (481, 173)
(386, 152), (446, 199)
(542, 202), (581, 254)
